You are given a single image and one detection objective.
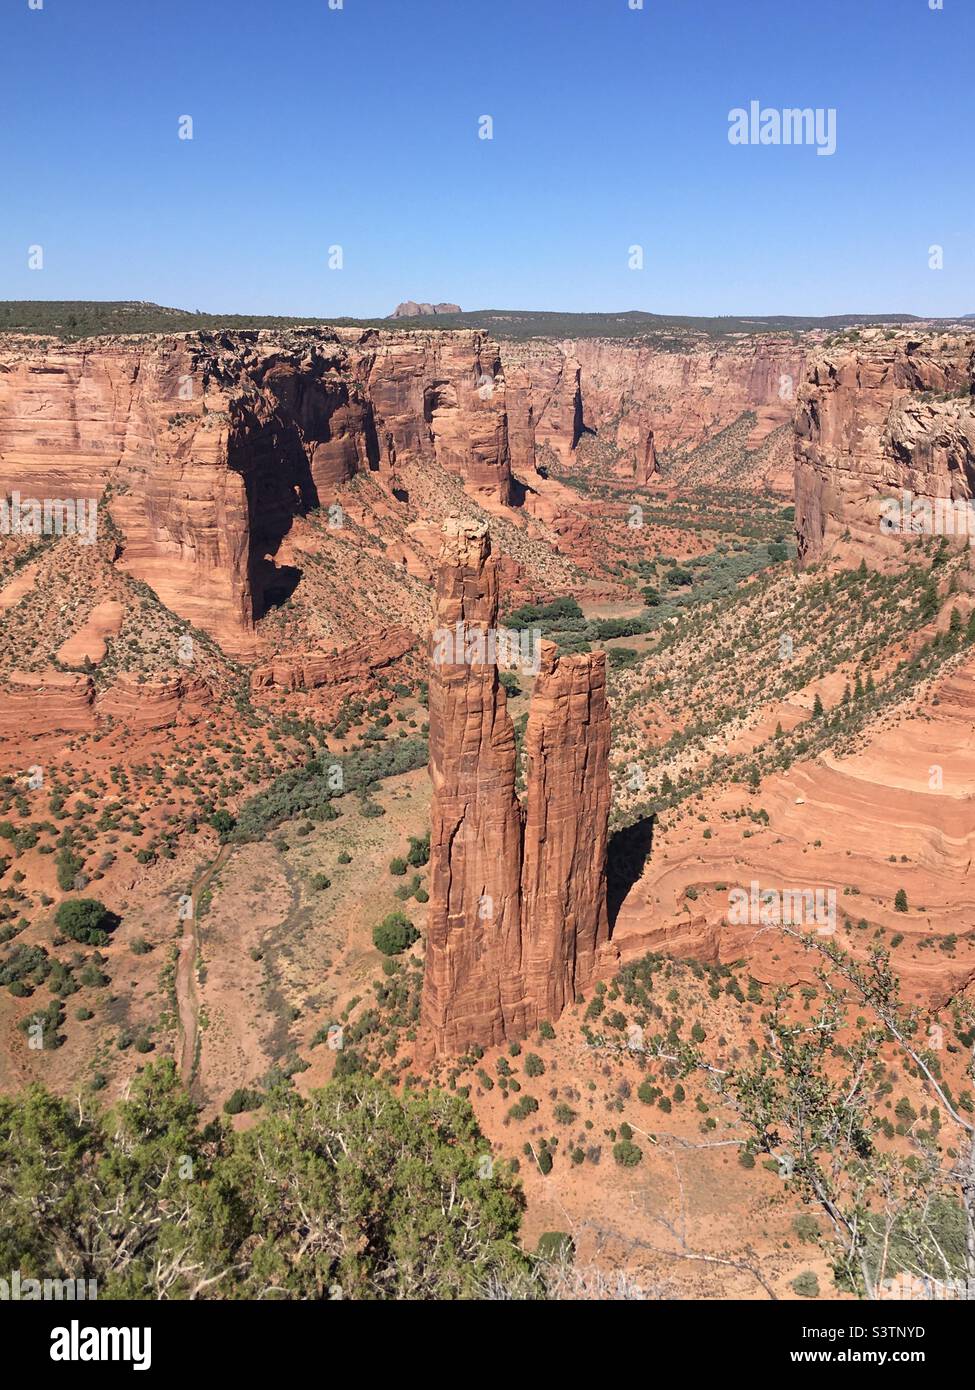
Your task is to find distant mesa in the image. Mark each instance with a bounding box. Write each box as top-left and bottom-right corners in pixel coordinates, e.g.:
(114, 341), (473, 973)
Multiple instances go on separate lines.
(388, 301), (462, 319)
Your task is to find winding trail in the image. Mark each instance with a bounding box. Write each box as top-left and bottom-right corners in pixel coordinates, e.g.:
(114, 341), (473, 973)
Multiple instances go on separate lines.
(176, 843), (233, 1088)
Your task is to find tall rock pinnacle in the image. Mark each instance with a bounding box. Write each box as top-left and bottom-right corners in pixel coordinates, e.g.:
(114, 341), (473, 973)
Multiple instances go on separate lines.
(520, 641), (611, 1020)
(421, 519), (528, 1055)
(420, 520), (612, 1057)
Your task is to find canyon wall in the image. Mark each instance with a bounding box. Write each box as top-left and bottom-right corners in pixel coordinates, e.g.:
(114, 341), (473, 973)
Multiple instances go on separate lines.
(0, 669), (212, 738)
(794, 329), (975, 568)
(250, 625), (414, 694)
(0, 329), (516, 655)
(0, 324), (813, 667)
(420, 520), (613, 1056)
(503, 333), (805, 483)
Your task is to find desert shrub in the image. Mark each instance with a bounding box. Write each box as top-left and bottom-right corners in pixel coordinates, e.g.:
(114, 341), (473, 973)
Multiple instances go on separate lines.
(233, 739), (427, 840)
(54, 899), (118, 946)
(372, 911), (419, 957)
(535, 1232), (575, 1263)
(55, 848), (85, 891)
(0, 943), (50, 990)
(224, 1088), (263, 1115)
(209, 809), (236, 841)
(407, 833), (430, 867)
(612, 1138), (643, 1168)
(608, 647), (640, 669)
(507, 1096), (539, 1122)
(793, 1214), (820, 1243)
(18, 999), (65, 1049)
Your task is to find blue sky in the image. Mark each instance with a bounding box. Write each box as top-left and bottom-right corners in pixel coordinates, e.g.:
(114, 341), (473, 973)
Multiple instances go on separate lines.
(1, 0), (972, 317)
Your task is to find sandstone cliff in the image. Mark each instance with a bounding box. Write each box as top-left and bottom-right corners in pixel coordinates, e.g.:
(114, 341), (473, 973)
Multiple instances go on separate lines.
(0, 668), (211, 738)
(794, 329), (975, 567)
(503, 333), (805, 484)
(250, 625), (414, 693)
(0, 324), (815, 677)
(420, 521), (613, 1056)
(0, 329), (516, 655)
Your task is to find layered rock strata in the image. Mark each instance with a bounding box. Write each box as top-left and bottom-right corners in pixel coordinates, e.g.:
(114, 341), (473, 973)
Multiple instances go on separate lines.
(794, 330), (975, 567)
(0, 329), (516, 655)
(0, 326), (814, 663)
(250, 625), (414, 693)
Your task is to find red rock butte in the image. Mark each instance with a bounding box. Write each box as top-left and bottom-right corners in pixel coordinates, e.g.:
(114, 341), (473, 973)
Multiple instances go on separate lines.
(420, 518), (613, 1056)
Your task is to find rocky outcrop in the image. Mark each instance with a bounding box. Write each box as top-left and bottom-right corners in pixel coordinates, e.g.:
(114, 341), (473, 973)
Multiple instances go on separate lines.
(794, 330), (975, 567)
(95, 672), (212, 728)
(250, 625), (414, 693)
(420, 521), (613, 1056)
(0, 670), (96, 736)
(54, 599), (125, 667)
(0, 668), (211, 738)
(388, 302), (462, 318)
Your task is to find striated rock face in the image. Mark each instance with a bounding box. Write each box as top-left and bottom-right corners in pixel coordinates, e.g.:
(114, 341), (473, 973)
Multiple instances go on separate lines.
(95, 672), (213, 729)
(0, 668), (211, 738)
(794, 330), (975, 568)
(520, 642), (611, 1019)
(362, 332), (513, 503)
(0, 670), (96, 736)
(421, 520), (527, 1054)
(0, 338), (256, 652)
(0, 324), (812, 672)
(250, 625), (414, 693)
(420, 522), (613, 1056)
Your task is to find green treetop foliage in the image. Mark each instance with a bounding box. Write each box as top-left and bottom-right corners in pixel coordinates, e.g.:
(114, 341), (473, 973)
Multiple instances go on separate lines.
(0, 1061), (532, 1300)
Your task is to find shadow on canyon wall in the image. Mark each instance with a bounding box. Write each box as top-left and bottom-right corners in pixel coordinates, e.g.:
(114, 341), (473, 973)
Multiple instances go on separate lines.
(606, 814), (655, 930)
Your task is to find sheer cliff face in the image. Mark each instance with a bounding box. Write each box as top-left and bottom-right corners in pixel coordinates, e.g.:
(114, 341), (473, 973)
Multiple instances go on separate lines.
(0, 329), (514, 655)
(794, 331), (975, 568)
(0, 338), (256, 651)
(503, 334), (805, 483)
(421, 523), (612, 1057)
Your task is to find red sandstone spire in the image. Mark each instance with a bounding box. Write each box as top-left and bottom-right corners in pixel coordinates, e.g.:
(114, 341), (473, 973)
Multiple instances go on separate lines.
(420, 521), (612, 1057)
(520, 641), (611, 1020)
(420, 519), (528, 1055)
